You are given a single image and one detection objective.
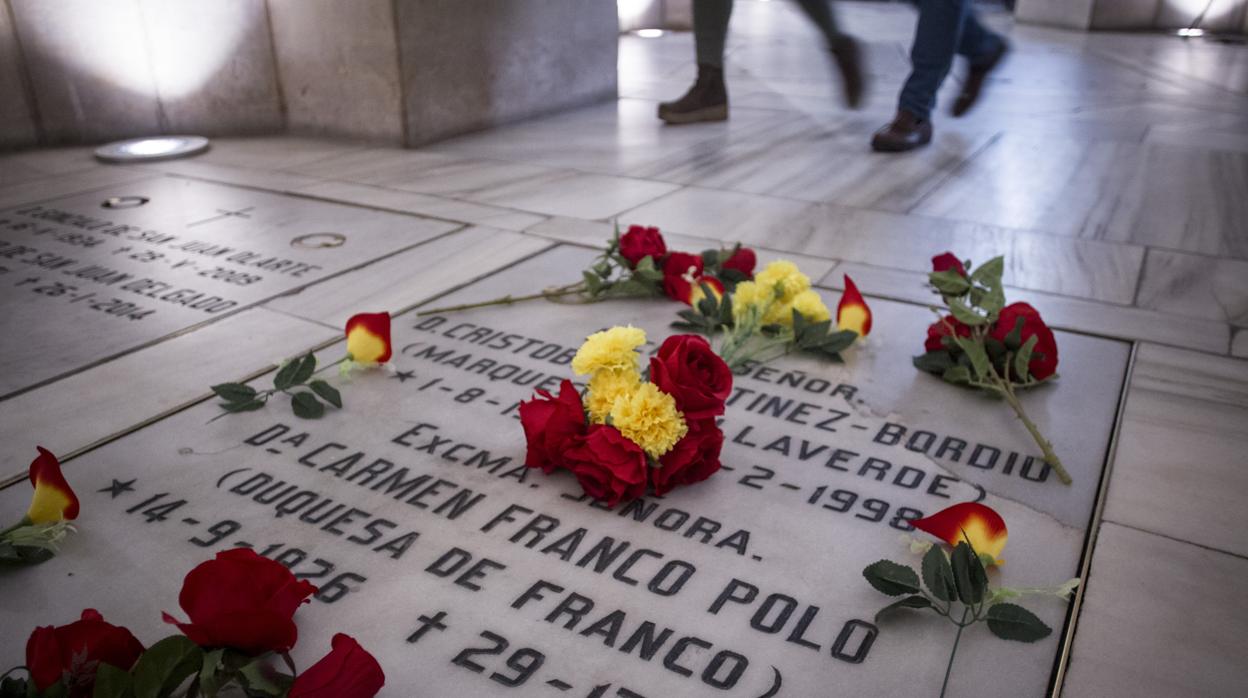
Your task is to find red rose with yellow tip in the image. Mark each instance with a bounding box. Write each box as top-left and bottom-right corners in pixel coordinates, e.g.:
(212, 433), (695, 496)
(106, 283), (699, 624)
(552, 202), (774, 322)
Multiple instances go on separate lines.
(26, 447), (78, 524)
(912, 502), (1008, 566)
(345, 312), (392, 364)
(836, 275), (873, 337)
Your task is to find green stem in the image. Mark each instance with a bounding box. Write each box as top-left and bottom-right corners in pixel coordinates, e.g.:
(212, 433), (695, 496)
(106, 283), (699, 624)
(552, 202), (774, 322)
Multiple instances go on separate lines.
(940, 608), (970, 698)
(415, 283), (587, 317)
(0, 517), (32, 539)
(990, 369), (1072, 485)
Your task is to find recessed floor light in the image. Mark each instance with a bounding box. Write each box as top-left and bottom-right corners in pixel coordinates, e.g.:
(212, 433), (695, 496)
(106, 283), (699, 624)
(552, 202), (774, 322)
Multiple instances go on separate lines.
(636, 29), (665, 38)
(95, 136), (210, 163)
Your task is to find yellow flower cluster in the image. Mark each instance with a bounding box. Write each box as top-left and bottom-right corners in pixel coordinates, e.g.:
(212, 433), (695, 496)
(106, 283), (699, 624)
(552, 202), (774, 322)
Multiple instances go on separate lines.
(733, 260), (830, 326)
(574, 326), (688, 459)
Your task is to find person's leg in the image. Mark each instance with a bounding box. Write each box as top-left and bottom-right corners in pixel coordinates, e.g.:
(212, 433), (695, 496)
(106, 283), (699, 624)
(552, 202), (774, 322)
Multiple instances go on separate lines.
(792, 0), (864, 108)
(950, 8), (1008, 116)
(694, 0), (734, 67)
(658, 0), (734, 124)
(898, 0), (970, 123)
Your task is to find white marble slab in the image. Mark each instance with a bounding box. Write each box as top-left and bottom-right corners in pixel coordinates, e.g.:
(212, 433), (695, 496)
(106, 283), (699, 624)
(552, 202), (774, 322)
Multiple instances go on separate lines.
(0, 176), (457, 397)
(818, 262), (1231, 355)
(624, 186), (1146, 305)
(0, 166), (155, 210)
(0, 244), (1127, 697)
(1061, 523), (1248, 697)
(0, 307), (337, 479)
(1135, 250), (1248, 327)
(294, 181), (547, 232)
(1101, 344), (1248, 557)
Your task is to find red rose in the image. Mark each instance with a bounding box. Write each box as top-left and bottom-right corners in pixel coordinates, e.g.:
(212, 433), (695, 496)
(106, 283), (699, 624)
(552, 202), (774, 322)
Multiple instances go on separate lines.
(722, 247), (757, 277)
(619, 225), (667, 267)
(289, 634), (385, 698)
(562, 426), (648, 507)
(26, 609), (144, 696)
(924, 314), (972, 352)
(654, 419), (724, 496)
(649, 335), (733, 419)
(932, 252), (967, 277)
(662, 252), (704, 302)
(519, 379), (586, 474)
(990, 302), (1059, 379)
(162, 548), (317, 655)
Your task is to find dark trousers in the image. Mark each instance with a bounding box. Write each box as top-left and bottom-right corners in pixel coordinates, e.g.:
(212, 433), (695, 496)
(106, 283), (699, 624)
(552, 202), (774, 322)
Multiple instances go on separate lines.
(899, 0), (1004, 120)
(694, 0), (843, 67)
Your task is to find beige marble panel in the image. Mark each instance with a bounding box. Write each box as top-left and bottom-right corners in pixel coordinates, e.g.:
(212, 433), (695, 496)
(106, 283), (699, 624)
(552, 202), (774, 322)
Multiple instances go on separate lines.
(1015, 0), (1094, 29)
(623, 186), (1146, 304)
(294, 181), (547, 232)
(0, 307), (337, 478)
(194, 136), (372, 171)
(136, 159), (326, 195)
(1062, 523), (1248, 697)
(267, 0), (403, 143)
(0, 166), (154, 209)
(1136, 249), (1248, 327)
(265, 225), (553, 327)
(456, 170), (680, 221)
(0, 1), (36, 148)
(1101, 344), (1248, 556)
(817, 262), (1231, 354)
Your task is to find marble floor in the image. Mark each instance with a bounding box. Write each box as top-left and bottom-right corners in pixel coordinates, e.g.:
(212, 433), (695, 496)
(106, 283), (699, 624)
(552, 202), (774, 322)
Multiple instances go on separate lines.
(1, 1), (1247, 695)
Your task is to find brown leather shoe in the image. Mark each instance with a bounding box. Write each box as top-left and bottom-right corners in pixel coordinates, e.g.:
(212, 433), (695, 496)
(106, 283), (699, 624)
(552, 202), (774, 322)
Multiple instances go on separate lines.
(870, 110), (932, 153)
(952, 41), (1008, 117)
(831, 36), (864, 109)
(658, 64), (728, 124)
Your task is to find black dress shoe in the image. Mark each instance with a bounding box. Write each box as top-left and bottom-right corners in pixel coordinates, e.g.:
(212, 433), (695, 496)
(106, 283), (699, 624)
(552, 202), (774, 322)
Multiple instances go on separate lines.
(952, 41), (1008, 117)
(658, 64), (728, 124)
(871, 110), (932, 153)
(831, 36), (865, 109)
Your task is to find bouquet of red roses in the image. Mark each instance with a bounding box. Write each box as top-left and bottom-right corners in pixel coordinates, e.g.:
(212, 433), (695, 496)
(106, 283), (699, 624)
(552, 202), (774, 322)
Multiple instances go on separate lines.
(912, 253), (1070, 485)
(519, 326), (731, 506)
(419, 224), (758, 315)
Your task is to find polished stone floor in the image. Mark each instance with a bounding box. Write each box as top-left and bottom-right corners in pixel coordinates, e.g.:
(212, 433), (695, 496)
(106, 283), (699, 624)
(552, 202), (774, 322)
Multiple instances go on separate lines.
(1, 1), (1246, 695)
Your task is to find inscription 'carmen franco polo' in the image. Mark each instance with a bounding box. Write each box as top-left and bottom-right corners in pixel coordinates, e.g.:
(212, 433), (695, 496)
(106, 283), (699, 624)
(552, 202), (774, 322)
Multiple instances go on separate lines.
(0, 245), (1130, 696)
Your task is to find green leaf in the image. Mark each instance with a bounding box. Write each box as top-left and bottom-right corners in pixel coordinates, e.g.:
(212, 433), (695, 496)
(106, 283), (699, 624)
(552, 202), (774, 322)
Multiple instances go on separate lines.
(210, 383), (257, 403)
(946, 298), (987, 326)
(635, 255), (658, 273)
(1014, 334), (1039, 382)
(979, 283), (1006, 316)
(92, 663), (135, 698)
(197, 649), (225, 698)
(237, 659), (292, 696)
(43, 682), (67, 698)
(986, 603), (1053, 642)
(718, 292), (734, 327)
(221, 399), (265, 414)
(950, 541), (988, 606)
(700, 249), (719, 268)
(582, 270), (602, 296)
(913, 350), (954, 375)
(132, 635), (202, 698)
(273, 357), (300, 390)
(862, 560), (922, 597)
(1003, 316), (1024, 350)
(929, 270), (971, 296)
(942, 365), (971, 385)
(874, 595), (932, 621)
(291, 392), (325, 419)
(921, 546), (957, 603)
(954, 337), (992, 382)
(970, 255), (1005, 287)
(308, 380), (342, 408)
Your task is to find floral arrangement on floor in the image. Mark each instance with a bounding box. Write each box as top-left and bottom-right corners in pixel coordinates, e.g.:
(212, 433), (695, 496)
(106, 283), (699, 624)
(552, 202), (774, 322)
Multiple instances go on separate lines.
(2, 549), (385, 698)
(863, 502), (1079, 698)
(209, 312), (393, 421)
(1, 448), (77, 567)
(418, 223), (758, 315)
(520, 328), (731, 506)
(912, 253), (1071, 484)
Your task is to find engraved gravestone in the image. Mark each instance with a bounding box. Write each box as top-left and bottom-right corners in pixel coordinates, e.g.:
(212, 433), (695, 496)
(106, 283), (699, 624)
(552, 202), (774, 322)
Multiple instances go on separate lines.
(0, 245), (1129, 696)
(0, 176), (456, 398)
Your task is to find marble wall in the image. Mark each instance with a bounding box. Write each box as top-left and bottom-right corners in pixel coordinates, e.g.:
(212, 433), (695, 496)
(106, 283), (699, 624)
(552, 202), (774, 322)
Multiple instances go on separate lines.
(395, 0), (619, 145)
(0, 1), (36, 148)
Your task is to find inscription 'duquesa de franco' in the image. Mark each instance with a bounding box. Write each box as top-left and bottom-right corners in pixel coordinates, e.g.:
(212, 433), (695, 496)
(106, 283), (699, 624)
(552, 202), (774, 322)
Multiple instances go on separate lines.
(0, 245), (1127, 696)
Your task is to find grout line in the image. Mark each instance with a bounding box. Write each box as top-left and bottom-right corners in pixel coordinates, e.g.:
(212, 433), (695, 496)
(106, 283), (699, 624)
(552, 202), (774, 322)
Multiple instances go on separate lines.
(1130, 246), (1150, 307)
(1103, 520), (1248, 564)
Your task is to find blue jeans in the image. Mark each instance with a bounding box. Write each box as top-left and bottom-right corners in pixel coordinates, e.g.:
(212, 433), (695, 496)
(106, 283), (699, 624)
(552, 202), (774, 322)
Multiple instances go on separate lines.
(899, 0), (1004, 120)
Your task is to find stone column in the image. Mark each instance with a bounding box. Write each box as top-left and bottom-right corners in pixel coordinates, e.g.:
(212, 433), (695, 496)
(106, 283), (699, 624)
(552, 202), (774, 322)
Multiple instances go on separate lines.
(0, 0), (37, 148)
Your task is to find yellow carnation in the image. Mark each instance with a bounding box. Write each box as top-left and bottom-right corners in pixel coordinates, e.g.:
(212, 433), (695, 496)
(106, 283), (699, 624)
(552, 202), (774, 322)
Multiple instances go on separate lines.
(791, 289), (831, 323)
(585, 369), (640, 424)
(731, 280), (767, 325)
(755, 260), (811, 302)
(571, 326), (646, 377)
(609, 382), (688, 458)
